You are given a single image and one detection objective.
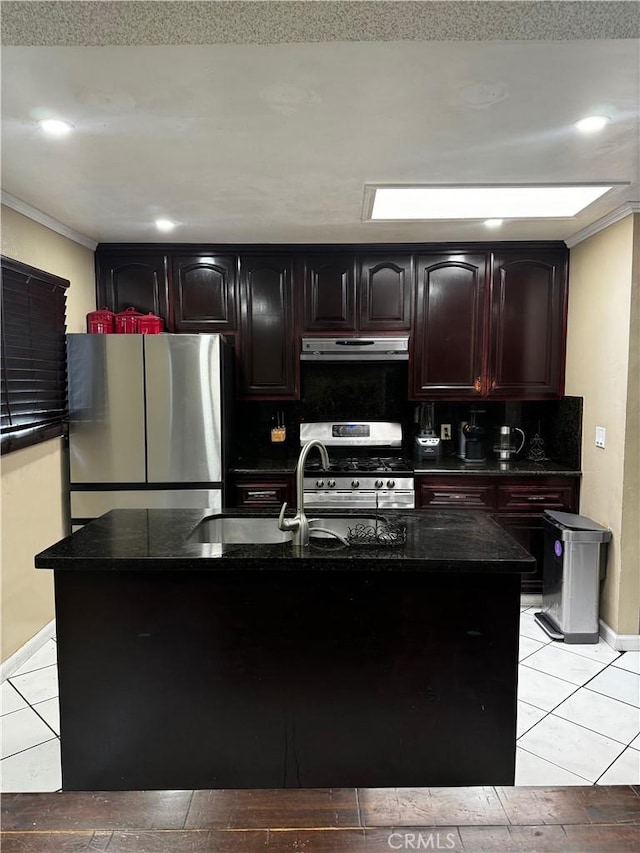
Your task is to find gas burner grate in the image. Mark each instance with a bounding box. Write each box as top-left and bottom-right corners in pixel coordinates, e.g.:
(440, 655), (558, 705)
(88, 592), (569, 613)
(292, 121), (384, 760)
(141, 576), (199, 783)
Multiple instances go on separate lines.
(304, 455), (413, 474)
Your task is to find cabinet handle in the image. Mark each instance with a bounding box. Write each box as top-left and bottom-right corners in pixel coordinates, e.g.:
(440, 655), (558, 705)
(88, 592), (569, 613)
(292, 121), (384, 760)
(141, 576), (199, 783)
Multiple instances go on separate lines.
(527, 495), (548, 501)
(247, 490), (277, 498)
(491, 379), (496, 390)
(449, 494), (470, 500)
(474, 377), (482, 393)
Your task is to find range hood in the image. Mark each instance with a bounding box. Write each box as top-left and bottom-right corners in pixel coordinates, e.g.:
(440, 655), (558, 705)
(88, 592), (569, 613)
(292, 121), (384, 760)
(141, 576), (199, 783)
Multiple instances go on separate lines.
(301, 336), (409, 361)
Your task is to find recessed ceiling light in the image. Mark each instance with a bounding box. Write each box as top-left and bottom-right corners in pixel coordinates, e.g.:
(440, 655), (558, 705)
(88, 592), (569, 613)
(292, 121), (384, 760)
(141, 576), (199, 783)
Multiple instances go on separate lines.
(484, 219), (503, 229)
(574, 115), (610, 134)
(38, 118), (73, 136)
(367, 185), (614, 220)
(155, 219), (176, 232)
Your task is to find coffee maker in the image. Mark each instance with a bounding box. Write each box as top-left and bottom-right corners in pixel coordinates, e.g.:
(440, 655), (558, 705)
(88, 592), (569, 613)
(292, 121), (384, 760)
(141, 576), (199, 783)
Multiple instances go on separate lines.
(459, 410), (486, 464)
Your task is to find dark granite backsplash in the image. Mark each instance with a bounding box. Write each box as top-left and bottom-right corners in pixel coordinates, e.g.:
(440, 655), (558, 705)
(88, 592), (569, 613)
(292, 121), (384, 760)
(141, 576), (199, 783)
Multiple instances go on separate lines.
(234, 362), (415, 457)
(541, 395), (583, 469)
(232, 361), (582, 469)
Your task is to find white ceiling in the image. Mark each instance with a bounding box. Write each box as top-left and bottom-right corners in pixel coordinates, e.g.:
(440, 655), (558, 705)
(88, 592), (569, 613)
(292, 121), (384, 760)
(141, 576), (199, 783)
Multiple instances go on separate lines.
(1, 2), (639, 245)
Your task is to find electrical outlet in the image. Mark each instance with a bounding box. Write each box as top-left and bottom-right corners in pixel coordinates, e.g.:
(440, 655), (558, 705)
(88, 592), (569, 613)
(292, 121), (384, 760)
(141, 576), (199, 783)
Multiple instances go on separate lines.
(595, 426), (606, 449)
(441, 423), (452, 440)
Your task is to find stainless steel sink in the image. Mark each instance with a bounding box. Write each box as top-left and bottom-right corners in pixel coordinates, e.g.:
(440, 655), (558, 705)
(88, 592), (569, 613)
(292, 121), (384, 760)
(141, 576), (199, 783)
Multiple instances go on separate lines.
(189, 515), (388, 545)
(190, 517), (292, 544)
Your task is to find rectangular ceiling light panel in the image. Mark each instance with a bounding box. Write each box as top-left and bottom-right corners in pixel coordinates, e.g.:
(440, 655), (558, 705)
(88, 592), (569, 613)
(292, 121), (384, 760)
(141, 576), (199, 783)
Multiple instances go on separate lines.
(369, 185), (614, 220)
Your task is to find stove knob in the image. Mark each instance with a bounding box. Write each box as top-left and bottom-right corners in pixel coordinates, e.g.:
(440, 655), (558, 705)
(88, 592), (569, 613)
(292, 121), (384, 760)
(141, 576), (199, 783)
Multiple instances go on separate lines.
(316, 480), (325, 488)
(387, 480), (396, 489)
(375, 479), (384, 489)
(328, 480), (336, 488)
(351, 480), (360, 489)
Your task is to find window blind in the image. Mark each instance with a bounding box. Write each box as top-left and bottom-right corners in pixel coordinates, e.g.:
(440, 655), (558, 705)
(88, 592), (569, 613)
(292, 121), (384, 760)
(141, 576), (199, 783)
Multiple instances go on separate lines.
(1, 256), (69, 455)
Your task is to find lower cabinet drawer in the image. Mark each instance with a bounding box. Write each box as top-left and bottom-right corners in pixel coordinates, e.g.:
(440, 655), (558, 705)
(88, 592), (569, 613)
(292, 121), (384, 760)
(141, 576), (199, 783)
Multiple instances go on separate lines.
(497, 484), (575, 511)
(418, 482), (495, 509)
(232, 478), (292, 508)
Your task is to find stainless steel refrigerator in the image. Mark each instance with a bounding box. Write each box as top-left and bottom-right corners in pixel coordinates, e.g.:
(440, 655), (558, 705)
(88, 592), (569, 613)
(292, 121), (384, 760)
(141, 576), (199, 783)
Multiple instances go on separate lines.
(67, 334), (233, 528)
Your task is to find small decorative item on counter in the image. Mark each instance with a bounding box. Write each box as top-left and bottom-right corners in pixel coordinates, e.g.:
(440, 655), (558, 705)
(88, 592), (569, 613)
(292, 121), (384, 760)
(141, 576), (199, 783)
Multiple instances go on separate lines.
(346, 521), (407, 547)
(270, 410), (286, 443)
(137, 312), (164, 334)
(115, 307), (143, 334)
(527, 420), (549, 462)
(86, 307), (115, 334)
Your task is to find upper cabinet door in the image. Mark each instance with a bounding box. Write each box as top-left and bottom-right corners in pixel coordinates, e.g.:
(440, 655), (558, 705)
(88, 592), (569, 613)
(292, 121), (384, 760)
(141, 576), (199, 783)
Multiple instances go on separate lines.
(411, 254), (488, 399)
(358, 255), (412, 331)
(238, 255), (298, 398)
(303, 254), (356, 331)
(488, 249), (568, 399)
(97, 252), (169, 325)
(171, 255), (237, 332)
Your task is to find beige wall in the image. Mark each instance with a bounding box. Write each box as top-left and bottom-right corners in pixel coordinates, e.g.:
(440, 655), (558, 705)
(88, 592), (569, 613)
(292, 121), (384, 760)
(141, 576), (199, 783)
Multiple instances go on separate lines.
(1, 205), (95, 660)
(1, 442), (67, 658)
(1, 206), (95, 333)
(565, 213), (640, 635)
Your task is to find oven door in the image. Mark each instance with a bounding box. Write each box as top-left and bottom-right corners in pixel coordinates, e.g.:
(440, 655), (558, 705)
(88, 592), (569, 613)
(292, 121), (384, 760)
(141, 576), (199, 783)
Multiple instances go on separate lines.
(304, 489), (415, 510)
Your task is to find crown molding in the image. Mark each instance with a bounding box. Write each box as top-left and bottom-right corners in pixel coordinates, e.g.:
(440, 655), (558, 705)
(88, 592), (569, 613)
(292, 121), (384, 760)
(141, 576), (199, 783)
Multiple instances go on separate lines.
(565, 202), (640, 248)
(1, 191), (98, 251)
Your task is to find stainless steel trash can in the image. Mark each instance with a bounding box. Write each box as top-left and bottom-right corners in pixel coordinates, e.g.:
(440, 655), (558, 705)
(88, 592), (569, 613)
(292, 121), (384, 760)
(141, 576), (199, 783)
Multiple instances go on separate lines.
(534, 510), (611, 644)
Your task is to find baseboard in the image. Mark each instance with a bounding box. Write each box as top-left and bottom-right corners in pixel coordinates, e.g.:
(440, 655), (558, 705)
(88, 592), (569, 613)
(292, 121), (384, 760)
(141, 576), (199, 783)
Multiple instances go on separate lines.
(520, 594), (542, 608)
(599, 619), (640, 651)
(0, 620), (56, 681)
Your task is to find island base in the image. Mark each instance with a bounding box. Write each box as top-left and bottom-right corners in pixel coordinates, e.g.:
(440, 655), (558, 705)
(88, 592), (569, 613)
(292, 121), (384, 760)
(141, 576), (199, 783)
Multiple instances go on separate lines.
(54, 569), (520, 790)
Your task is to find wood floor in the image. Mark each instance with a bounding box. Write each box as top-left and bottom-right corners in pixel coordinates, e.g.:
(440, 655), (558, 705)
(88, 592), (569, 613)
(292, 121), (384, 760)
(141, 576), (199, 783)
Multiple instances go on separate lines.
(2, 786), (639, 851)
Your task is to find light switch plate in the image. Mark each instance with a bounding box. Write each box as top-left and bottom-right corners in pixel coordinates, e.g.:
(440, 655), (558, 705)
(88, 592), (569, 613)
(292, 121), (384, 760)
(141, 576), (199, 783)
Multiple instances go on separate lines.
(595, 426), (606, 449)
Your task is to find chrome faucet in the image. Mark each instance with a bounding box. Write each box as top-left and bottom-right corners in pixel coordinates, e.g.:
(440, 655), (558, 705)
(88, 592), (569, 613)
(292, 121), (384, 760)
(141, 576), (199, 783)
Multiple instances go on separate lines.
(278, 439), (329, 547)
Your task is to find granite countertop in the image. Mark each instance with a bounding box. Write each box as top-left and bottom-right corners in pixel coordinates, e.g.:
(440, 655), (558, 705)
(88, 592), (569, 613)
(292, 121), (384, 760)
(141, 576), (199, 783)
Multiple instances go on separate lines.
(230, 456), (298, 475)
(413, 457), (581, 475)
(35, 508), (535, 575)
(231, 456), (581, 477)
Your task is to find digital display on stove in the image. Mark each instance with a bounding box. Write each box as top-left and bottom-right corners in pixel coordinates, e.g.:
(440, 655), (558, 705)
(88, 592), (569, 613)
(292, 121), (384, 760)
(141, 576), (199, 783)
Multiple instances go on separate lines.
(332, 424), (370, 438)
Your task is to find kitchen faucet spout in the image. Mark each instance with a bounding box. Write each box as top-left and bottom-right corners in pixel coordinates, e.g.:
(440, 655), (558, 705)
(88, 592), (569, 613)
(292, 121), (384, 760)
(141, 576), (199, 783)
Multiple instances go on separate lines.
(278, 439), (329, 547)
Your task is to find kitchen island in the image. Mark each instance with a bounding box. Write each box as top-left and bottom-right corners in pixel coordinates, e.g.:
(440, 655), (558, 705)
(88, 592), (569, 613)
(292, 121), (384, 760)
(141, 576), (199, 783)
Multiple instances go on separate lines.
(36, 508), (534, 791)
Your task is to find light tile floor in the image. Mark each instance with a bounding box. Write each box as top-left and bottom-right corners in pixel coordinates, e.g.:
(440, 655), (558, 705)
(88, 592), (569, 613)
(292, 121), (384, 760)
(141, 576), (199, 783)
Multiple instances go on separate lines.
(1, 610), (639, 792)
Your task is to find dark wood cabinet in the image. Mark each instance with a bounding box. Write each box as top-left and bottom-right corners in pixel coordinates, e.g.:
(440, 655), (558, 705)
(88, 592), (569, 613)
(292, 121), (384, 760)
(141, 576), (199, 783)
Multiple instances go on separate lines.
(303, 254), (356, 331)
(412, 254), (488, 398)
(238, 255), (298, 398)
(495, 514), (547, 594)
(417, 480), (495, 510)
(302, 253), (411, 333)
(96, 252), (169, 325)
(496, 481), (577, 512)
(171, 255), (237, 332)
(358, 254), (412, 331)
(416, 473), (579, 593)
(94, 241), (568, 403)
(411, 247), (568, 401)
(488, 249), (568, 399)
(231, 474), (294, 508)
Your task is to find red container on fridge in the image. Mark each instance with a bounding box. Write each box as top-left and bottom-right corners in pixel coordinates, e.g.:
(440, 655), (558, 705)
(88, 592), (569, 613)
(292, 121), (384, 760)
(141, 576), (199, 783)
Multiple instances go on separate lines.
(137, 313), (164, 334)
(86, 307), (115, 334)
(115, 307), (143, 334)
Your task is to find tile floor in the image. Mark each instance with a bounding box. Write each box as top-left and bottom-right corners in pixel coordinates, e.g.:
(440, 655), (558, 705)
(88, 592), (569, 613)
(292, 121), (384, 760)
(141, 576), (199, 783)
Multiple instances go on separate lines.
(1, 609), (639, 792)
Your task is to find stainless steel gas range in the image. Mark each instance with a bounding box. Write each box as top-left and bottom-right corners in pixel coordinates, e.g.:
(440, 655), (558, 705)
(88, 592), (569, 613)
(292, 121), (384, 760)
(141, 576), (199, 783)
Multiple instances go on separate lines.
(301, 421), (415, 509)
